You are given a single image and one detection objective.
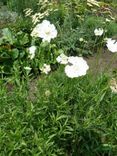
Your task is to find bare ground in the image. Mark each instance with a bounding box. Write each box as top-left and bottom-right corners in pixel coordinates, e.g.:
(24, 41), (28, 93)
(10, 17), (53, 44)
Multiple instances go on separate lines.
(86, 51), (117, 75)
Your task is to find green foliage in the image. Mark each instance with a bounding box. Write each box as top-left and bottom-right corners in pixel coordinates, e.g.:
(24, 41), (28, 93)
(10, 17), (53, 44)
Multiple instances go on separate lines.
(48, 0), (116, 56)
(106, 22), (117, 36)
(0, 1), (117, 155)
(0, 27), (60, 76)
(0, 70), (117, 155)
(0, 0), (117, 76)
(7, 0), (39, 14)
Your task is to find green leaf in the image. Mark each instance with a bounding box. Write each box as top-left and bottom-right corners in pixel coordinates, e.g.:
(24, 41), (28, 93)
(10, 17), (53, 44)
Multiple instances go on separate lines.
(2, 28), (15, 45)
(19, 33), (29, 45)
(11, 49), (19, 59)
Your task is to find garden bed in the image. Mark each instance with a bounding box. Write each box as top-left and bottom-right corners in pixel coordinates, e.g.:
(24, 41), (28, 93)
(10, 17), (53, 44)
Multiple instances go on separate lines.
(0, 0), (117, 155)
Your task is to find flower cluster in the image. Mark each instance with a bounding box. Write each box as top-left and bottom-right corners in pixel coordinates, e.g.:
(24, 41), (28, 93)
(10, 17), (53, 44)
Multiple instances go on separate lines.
(26, 20), (58, 75)
(57, 54), (89, 78)
(27, 19), (117, 78)
(31, 20), (57, 42)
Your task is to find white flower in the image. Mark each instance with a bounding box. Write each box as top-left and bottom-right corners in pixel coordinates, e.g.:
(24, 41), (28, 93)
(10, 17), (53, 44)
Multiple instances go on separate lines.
(24, 67), (32, 70)
(28, 46), (36, 59)
(106, 38), (117, 53)
(56, 53), (68, 64)
(94, 28), (104, 36)
(40, 64), (51, 74)
(79, 38), (84, 42)
(65, 56), (89, 78)
(31, 20), (57, 42)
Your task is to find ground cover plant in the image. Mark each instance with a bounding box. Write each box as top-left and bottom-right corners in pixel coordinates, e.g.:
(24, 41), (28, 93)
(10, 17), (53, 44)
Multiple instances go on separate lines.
(1, 69), (117, 156)
(0, 0), (117, 155)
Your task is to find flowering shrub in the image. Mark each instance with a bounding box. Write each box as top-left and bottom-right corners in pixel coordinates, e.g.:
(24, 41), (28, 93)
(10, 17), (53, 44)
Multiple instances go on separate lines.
(0, 1), (117, 78)
(1, 1), (117, 155)
(0, 20), (59, 76)
(0, 0), (117, 78)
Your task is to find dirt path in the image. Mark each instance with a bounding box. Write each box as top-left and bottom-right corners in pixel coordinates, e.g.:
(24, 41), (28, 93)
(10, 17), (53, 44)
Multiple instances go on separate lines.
(86, 51), (117, 75)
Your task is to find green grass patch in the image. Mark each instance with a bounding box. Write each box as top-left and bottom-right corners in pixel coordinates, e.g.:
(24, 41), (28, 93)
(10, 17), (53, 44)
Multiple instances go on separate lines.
(0, 68), (117, 155)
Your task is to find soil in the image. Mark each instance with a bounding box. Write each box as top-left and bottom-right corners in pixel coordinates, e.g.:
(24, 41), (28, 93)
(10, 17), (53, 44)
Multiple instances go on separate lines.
(86, 51), (117, 75)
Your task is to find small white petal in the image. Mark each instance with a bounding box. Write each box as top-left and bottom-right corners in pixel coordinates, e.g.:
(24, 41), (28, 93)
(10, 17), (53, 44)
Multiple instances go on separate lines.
(94, 28), (104, 36)
(56, 53), (68, 64)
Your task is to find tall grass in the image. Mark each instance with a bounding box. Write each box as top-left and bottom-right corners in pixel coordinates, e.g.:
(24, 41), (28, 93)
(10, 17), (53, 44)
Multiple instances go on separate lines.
(7, 0), (38, 14)
(0, 68), (117, 155)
